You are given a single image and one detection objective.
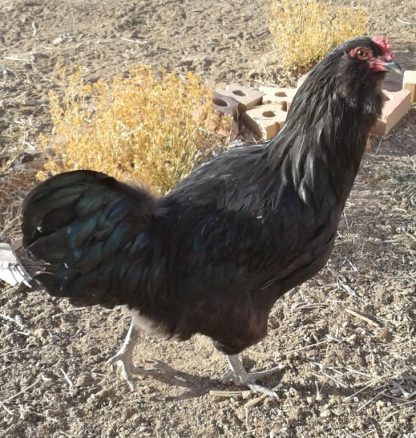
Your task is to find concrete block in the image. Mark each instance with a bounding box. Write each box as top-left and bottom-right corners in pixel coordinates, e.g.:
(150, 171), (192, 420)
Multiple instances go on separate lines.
(297, 72), (310, 88)
(215, 84), (263, 112)
(403, 70), (416, 103)
(212, 93), (239, 118)
(204, 111), (239, 138)
(243, 104), (288, 140)
(371, 89), (411, 136)
(259, 86), (297, 111)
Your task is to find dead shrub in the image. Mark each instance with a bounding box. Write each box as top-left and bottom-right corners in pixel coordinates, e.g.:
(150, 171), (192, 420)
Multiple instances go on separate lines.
(39, 66), (233, 194)
(269, 0), (368, 69)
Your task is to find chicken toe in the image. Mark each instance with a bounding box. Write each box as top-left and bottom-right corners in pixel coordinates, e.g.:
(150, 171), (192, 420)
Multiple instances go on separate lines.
(222, 354), (284, 398)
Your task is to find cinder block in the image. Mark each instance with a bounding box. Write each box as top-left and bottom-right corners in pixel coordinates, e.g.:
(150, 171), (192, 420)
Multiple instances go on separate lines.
(259, 86), (297, 111)
(371, 89), (411, 136)
(203, 111), (239, 138)
(297, 72), (310, 88)
(212, 93), (239, 118)
(215, 84), (263, 112)
(243, 104), (288, 140)
(403, 70), (416, 103)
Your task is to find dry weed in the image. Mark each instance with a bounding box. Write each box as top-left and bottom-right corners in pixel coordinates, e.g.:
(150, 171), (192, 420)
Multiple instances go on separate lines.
(0, 144), (38, 241)
(38, 66), (233, 194)
(269, 0), (368, 69)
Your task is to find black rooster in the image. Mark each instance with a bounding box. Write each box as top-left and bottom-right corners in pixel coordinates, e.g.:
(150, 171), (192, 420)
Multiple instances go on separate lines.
(22, 36), (401, 396)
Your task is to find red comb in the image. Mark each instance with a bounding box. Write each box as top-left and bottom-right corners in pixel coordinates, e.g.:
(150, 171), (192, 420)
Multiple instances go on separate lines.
(372, 36), (393, 57)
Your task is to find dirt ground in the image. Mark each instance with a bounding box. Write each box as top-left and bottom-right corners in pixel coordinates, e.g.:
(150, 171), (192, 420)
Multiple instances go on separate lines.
(1, 0), (416, 437)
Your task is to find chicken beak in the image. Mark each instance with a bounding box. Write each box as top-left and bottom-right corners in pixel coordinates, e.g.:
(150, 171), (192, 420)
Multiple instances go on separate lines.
(383, 61), (403, 74)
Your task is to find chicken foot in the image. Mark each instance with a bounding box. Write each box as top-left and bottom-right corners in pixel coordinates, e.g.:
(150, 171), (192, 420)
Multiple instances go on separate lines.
(222, 354), (284, 398)
(108, 323), (284, 395)
(107, 320), (149, 390)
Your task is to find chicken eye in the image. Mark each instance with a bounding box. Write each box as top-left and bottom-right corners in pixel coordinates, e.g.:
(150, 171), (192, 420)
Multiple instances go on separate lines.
(356, 48), (369, 60)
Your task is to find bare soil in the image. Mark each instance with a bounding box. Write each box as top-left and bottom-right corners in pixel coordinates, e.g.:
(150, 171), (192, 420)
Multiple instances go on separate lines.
(1, 1), (416, 437)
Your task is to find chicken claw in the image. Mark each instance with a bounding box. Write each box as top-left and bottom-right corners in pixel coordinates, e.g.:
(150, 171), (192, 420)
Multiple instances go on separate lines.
(222, 354), (285, 398)
(107, 321), (144, 390)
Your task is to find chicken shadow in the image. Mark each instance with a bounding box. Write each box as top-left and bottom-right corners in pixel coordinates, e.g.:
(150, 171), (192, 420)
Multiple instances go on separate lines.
(135, 358), (412, 408)
(130, 358), (287, 401)
(131, 360), (221, 400)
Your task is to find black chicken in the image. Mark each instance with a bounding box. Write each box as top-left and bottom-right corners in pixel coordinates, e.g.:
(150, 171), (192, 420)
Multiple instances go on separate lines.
(21, 36), (401, 396)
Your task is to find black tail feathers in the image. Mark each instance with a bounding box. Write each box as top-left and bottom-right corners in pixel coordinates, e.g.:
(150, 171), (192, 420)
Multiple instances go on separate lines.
(21, 170), (155, 308)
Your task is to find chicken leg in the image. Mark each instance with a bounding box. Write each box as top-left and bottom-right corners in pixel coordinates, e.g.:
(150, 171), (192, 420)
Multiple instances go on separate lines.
(107, 320), (147, 390)
(222, 354), (284, 398)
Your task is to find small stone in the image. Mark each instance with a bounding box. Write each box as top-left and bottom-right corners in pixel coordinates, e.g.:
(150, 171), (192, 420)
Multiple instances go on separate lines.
(241, 390), (252, 400)
(320, 409), (331, 418)
(24, 98), (38, 107)
(179, 59), (193, 67)
(379, 328), (393, 342)
(14, 314), (24, 326)
(288, 407), (302, 422)
(90, 346), (101, 355)
(76, 372), (94, 387)
(235, 408), (246, 421)
(368, 237), (383, 245)
(21, 152), (35, 163)
(33, 328), (46, 338)
(288, 387), (299, 397)
(52, 36), (65, 45)
(347, 334), (357, 344)
(30, 52), (49, 62)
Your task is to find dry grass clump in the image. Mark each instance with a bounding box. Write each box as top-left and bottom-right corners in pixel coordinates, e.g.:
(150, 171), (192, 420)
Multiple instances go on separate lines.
(0, 145), (38, 240)
(39, 66), (232, 194)
(269, 0), (368, 69)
